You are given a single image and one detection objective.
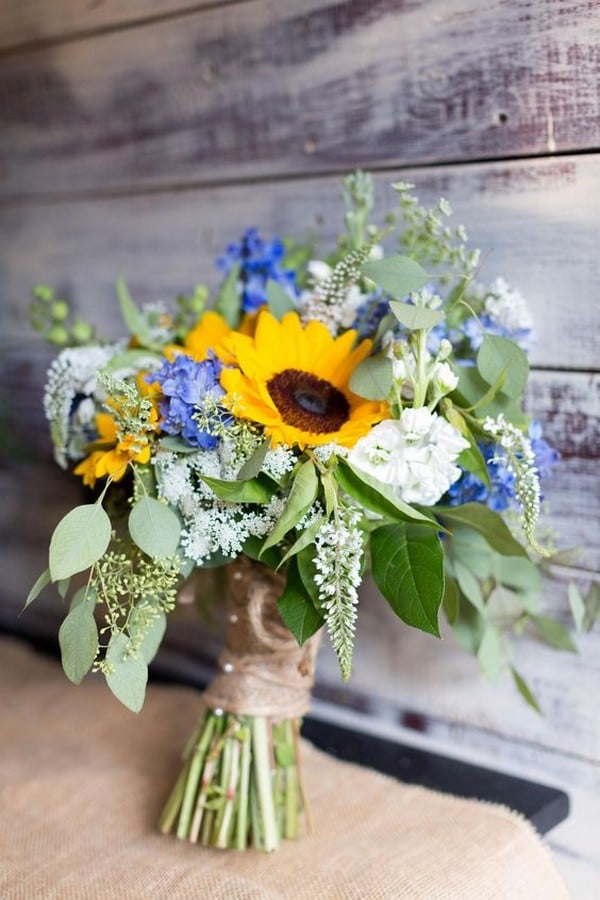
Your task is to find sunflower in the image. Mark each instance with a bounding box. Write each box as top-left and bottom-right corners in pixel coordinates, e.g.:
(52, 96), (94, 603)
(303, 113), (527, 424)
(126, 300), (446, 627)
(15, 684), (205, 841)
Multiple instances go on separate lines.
(220, 310), (386, 449)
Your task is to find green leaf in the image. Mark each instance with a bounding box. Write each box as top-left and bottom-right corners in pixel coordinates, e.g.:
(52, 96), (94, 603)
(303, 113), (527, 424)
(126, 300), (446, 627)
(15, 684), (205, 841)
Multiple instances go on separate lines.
(277, 559), (324, 645)
(237, 440), (270, 481)
(486, 586), (524, 628)
(531, 615), (577, 653)
(49, 503), (112, 581)
(494, 556), (542, 594)
(477, 334), (529, 400)
(24, 568), (51, 611)
(117, 277), (150, 345)
(136, 610), (167, 664)
(371, 524), (444, 636)
(362, 254), (428, 298)
(105, 348), (161, 372)
(279, 516), (326, 567)
(214, 262), (241, 327)
(569, 582), (585, 631)
(443, 575), (459, 626)
(477, 626), (505, 682)
(105, 633), (148, 713)
(452, 599), (485, 655)
(452, 367), (526, 424)
(159, 436), (200, 454)
(58, 588), (98, 685)
(129, 497), (181, 558)
(200, 474), (275, 504)
(335, 459), (440, 528)
(445, 406), (491, 489)
(261, 461), (318, 553)
(511, 667), (542, 714)
(437, 504), (528, 558)
(389, 300), (444, 331)
(583, 582), (600, 632)
(242, 536), (281, 570)
(453, 560), (485, 613)
(348, 356), (393, 400)
(267, 280), (296, 318)
(57, 578), (71, 599)
(296, 545), (321, 606)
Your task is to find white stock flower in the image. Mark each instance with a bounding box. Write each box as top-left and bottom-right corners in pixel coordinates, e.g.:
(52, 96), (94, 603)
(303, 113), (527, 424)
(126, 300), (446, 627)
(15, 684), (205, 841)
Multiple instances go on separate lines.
(348, 407), (468, 506)
(483, 277), (533, 333)
(432, 360), (459, 394)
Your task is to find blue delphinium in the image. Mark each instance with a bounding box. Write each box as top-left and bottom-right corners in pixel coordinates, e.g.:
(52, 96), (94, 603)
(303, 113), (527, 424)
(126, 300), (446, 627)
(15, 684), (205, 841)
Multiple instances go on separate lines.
(217, 228), (298, 313)
(446, 422), (558, 511)
(151, 354), (225, 449)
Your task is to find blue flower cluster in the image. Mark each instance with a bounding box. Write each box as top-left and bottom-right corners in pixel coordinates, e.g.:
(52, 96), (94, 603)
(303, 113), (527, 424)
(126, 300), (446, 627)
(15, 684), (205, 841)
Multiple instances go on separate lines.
(217, 228), (298, 313)
(462, 315), (532, 354)
(446, 422), (559, 511)
(150, 354), (225, 449)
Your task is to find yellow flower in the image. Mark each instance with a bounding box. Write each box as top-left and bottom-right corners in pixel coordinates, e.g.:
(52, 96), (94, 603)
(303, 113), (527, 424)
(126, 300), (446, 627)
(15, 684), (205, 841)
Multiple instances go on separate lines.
(73, 412), (152, 489)
(220, 310), (387, 449)
(164, 310), (261, 365)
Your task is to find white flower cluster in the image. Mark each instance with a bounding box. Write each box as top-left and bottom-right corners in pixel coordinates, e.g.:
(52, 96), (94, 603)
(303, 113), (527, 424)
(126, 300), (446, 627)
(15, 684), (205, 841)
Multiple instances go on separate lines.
(484, 278), (533, 334)
(348, 407), (468, 505)
(262, 446), (297, 481)
(43, 344), (120, 467)
(313, 506), (364, 680)
(312, 442), (348, 464)
(483, 414), (545, 553)
(155, 447), (285, 565)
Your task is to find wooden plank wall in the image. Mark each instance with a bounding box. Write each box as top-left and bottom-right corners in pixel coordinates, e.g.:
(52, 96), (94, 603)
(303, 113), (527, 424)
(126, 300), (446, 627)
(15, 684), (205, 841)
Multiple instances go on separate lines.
(1, 1), (598, 892)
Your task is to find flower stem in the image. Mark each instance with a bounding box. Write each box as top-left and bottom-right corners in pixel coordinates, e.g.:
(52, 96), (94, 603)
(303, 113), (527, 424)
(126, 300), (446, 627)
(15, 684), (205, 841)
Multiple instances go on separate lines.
(252, 716), (279, 851)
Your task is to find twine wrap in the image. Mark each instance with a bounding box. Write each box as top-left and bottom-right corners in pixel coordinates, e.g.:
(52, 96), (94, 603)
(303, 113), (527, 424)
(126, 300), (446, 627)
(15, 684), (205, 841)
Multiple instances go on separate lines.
(202, 556), (321, 719)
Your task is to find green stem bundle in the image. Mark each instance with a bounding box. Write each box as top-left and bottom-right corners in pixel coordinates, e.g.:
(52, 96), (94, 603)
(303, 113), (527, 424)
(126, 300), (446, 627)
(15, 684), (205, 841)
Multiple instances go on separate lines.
(159, 708), (308, 851)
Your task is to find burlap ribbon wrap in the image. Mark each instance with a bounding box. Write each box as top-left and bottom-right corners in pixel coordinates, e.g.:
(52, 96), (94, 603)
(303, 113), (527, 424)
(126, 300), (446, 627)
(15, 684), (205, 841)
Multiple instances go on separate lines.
(202, 556), (321, 719)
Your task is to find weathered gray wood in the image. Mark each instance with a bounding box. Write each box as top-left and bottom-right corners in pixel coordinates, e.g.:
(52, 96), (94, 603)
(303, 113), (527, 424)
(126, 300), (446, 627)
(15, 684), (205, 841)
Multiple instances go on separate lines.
(1, 0), (600, 197)
(0, 1), (228, 51)
(1, 156), (599, 371)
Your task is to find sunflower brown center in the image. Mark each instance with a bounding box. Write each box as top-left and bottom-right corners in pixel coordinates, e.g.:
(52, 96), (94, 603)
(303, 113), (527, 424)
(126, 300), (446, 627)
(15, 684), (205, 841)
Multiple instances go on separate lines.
(267, 369), (350, 434)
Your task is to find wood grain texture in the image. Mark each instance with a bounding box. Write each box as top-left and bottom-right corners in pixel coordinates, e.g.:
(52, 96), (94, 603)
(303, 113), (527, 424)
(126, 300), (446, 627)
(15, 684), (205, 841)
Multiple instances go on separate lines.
(1, 155), (599, 370)
(0, 1), (230, 52)
(1, 0), (600, 197)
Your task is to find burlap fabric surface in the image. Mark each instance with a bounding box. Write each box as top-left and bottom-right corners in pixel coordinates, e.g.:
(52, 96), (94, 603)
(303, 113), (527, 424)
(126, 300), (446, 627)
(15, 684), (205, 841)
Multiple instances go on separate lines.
(0, 637), (569, 899)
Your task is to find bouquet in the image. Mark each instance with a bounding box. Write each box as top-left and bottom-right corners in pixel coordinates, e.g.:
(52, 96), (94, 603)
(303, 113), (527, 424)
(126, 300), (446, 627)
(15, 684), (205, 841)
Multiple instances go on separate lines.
(27, 173), (582, 852)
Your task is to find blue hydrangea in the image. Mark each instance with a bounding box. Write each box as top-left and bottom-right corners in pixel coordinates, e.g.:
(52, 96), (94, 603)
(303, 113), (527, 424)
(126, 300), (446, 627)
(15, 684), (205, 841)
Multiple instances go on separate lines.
(351, 293), (390, 339)
(216, 228), (298, 313)
(446, 423), (558, 510)
(151, 354), (225, 449)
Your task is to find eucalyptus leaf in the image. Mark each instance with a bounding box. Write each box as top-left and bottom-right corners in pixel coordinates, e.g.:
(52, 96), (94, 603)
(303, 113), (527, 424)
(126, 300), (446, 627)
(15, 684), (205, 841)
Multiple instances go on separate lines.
(267, 280), (296, 318)
(129, 497), (181, 558)
(389, 300), (444, 331)
(214, 262), (241, 327)
(105, 633), (148, 713)
(362, 254), (428, 298)
(486, 585), (524, 628)
(136, 610), (167, 664)
(57, 578), (71, 600)
(477, 626), (505, 682)
(437, 504), (528, 558)
(453, 560), (485, 613)
(335, 459), (440, 529)
(277, 559), (324, 645)
(568, 584), (585, 632)
(511, 667), (542, 714)
(371, 524), (444, 636)
(583, 582), (600, 632)
(58, 589), (98, 685)
(49, 503), (112, 581)
(348, 356), (393, 400)
(24, 568), (51, 611)
(531, 615), (577, 653)
(261, 461), (318, 553)
(477, 334), (529, 400)
(105, 348), (161, 373)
